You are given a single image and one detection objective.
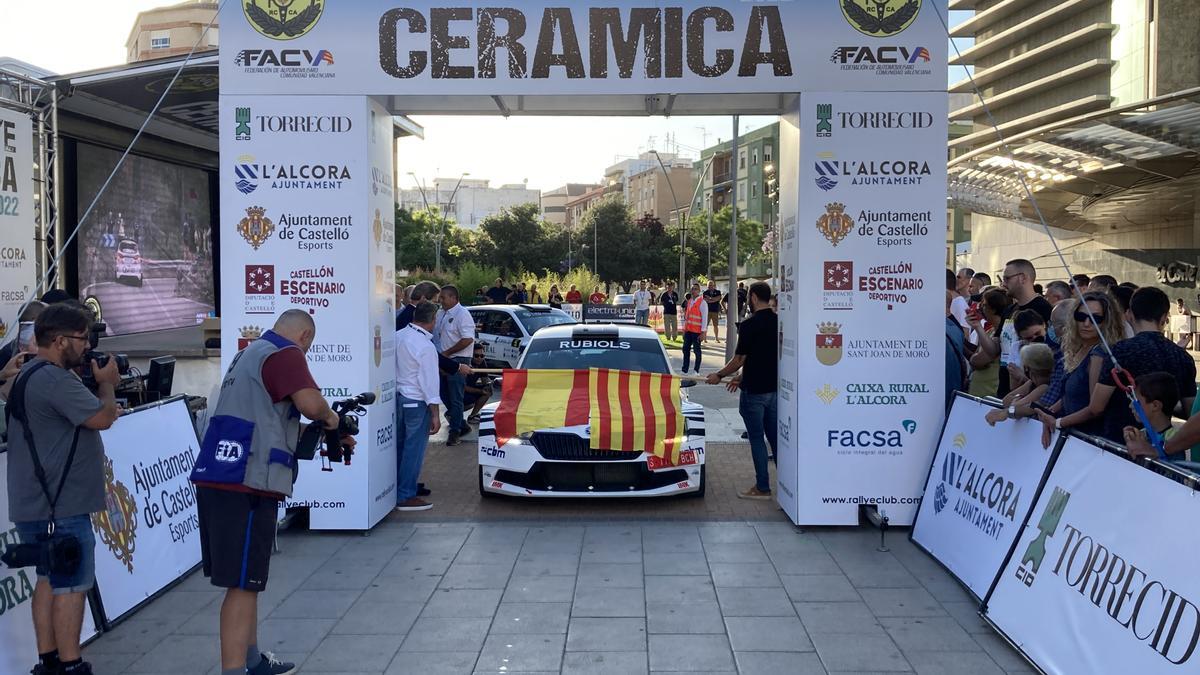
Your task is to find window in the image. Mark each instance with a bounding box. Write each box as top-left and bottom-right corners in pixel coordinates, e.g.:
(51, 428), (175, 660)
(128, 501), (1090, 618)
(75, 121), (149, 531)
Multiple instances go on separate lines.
(752, 150), (758, 166)
(208, 27), (219, 46)
(739, 150), (747, 170)
(752, 183), (759, 198)
(764, 145), (773, 162)
(150, 31), (171, 50)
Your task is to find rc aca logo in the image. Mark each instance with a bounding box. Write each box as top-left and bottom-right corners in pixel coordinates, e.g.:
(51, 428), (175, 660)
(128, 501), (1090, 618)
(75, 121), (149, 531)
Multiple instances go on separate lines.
(244, 0), (324, 40)
(841, 0), (922, 37)
(92, 457), (137, 574)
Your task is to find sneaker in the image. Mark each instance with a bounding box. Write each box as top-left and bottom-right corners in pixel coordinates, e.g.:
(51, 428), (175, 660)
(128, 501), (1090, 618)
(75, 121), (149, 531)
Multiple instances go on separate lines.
(60, 664), (92, 675)
(248, 652), (297, 675)
(395, 497), (433, 511)
(446, 432), (461, 446)
(417, 483), (432, 497)
(468, 414), (481, 423)
(737, 487), (772, 500)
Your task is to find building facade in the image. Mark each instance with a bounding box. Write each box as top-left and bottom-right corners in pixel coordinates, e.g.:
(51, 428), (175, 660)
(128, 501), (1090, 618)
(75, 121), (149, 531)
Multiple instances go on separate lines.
(691, 123), (780, 226)
(126, 1), (219, 63)
(627, 160), (695, 227)
(565, 184), (620, 229)
(541, 183), (600, 225)
(399, 178), (540, 230)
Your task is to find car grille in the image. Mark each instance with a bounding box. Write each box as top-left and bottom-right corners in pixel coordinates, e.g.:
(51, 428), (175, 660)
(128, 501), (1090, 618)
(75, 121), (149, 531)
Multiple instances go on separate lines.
(529, 432), (639, 461)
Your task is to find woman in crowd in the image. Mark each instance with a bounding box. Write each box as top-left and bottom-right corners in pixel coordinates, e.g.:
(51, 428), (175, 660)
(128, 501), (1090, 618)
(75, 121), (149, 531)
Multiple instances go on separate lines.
(965, 287), (1009, 398)
(1035, 291), (1125, 442)
(548, 284), (564, 309)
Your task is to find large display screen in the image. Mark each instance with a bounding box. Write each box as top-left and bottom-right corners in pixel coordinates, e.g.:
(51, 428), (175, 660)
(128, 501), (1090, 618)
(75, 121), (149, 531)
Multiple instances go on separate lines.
(76, 144), (214, 335)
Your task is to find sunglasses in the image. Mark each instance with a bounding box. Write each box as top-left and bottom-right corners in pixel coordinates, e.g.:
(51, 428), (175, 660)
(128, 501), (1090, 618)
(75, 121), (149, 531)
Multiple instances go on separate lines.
(1074, 311), (1105, 323)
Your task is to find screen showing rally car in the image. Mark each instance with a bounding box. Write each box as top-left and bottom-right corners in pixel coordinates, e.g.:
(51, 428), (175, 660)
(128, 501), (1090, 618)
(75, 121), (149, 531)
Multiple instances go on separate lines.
(76, 143), (215, 335)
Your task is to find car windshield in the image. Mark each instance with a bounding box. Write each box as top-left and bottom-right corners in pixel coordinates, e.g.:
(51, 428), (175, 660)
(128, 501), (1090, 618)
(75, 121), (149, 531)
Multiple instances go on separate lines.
(119, 242), (138, 253)
(614, 294), (634, 305)
(516, 308), (575, 334)
(520, 336), (670, 374)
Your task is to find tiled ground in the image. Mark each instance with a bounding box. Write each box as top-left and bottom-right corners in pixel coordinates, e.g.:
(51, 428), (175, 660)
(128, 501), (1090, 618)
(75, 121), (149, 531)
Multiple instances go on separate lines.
(83, 522), (1031, 674)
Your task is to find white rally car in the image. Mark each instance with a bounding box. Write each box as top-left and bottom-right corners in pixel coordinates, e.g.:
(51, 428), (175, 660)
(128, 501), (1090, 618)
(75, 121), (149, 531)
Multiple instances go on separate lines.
(478, 323), (706, 498)
(467, 304), (575, 368)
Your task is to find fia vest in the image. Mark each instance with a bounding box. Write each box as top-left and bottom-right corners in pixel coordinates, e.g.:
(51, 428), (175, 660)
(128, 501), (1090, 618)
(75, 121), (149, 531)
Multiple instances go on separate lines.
(189, 331), (302, 496)
(684, 298), (705, 333)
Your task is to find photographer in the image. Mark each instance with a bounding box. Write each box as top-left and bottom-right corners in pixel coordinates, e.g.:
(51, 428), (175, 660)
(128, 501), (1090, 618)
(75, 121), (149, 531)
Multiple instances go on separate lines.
(189, 310), (349, 675)
(5, 303), (120, 675)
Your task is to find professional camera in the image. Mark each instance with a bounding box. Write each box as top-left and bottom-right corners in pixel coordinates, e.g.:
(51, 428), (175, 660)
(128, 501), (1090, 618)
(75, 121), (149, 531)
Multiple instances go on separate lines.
(80, 322), (130, 390)
(297, 392), (374, 472)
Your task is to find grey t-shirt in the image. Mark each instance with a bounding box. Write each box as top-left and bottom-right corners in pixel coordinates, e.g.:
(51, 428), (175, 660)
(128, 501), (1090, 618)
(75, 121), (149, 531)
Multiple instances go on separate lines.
(6, 358), (106, 522)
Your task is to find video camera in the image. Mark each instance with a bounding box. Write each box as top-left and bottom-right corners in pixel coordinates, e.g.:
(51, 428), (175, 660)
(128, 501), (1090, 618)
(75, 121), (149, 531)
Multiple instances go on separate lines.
(297, 392), (374, 472)
(80, 322), (130, 390)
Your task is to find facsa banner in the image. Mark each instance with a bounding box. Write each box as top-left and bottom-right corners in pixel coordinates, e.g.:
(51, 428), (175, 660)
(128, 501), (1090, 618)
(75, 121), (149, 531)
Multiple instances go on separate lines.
(788, 91), (947, 525)
(911, 395), (1056, 599)
(218, 1), (947, 96)
(92, 399), (203, 622)
(986, 436), (1200, 673)
(0, 453), (98, 672)
(0, 107), (35, 341)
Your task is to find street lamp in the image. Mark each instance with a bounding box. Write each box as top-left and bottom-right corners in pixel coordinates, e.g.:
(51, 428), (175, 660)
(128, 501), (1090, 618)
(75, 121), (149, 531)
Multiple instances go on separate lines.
(649, 150), (684, 285)
(431, 172), (470, 274)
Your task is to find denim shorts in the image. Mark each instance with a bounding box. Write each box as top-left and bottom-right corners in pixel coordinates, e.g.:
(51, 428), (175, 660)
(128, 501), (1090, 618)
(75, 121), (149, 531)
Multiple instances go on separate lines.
(15, 513), (96, 594)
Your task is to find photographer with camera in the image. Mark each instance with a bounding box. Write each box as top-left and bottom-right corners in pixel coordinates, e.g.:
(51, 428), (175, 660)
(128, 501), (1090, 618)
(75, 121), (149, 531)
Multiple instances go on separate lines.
(189, 310), (351, 675)
(4, 303), (120, 675)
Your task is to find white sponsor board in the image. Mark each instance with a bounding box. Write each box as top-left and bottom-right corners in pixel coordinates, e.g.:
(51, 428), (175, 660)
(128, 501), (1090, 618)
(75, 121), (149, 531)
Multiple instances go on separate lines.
(219, 1), (947, 97)
(220, 95), (394, 530)
(775, 101), (801, 521)
(0, 453), (98, 672)
(783, 91), (947, 525)
(0, 107), (35, 340)
(911, 395), (1055, 599)
(986, 436), (1200, 673)
(91, 399), (202, 621)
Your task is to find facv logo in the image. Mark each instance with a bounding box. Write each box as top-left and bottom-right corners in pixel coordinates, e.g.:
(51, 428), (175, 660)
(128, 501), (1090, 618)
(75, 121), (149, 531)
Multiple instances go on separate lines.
(235, 107), (252, 141)
(1015, 486), (1070, 587)
(830, 46), (931, 65)
(234, 49), (335, 68)
(816, 104), (833, 138)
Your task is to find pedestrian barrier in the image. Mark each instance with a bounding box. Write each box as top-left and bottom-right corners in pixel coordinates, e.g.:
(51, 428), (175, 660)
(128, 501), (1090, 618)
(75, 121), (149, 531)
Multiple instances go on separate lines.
(912, 393), (1200, 673)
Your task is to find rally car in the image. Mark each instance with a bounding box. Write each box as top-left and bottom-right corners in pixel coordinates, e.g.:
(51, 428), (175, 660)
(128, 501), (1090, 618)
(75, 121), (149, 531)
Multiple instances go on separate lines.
(478, 323), (706, 498)
(114, 239), (143, 286)
(467, 304), (575, 368)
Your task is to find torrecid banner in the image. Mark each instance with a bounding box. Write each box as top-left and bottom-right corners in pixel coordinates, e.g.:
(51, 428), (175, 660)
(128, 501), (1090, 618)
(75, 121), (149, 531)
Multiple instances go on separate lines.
(911, 395), (1056, 599)
(0, 107), (35, 342)
(91, 399), (203, 622)
(219, 1), (948, 96)
(986, 436), (1200, 672)
(785, 91), (948, 525)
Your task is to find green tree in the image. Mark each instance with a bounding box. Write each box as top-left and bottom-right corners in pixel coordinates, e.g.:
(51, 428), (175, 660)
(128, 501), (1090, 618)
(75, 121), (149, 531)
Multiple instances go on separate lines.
(666, 206), (764, 281)
(478, 202), (562, 275)
(577, 196), (676, 291)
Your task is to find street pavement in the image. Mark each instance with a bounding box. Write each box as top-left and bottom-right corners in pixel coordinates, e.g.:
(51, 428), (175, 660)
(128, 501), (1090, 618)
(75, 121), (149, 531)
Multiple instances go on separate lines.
(82, 278), (213, 334)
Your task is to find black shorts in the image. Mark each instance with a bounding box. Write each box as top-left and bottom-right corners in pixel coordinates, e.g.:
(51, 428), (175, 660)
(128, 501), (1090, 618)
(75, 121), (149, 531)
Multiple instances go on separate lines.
(196, 486), (278, 592)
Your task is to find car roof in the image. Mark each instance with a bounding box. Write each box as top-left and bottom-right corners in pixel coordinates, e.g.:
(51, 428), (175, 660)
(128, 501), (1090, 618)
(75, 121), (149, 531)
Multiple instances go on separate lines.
(529, 323), (658, 340)
(468, 304), (559, 314)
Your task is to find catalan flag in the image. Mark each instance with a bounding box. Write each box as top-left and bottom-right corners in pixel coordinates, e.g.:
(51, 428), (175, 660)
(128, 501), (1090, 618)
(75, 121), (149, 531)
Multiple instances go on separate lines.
(493, 369), (591, 447)
(588, 368), (686, 464)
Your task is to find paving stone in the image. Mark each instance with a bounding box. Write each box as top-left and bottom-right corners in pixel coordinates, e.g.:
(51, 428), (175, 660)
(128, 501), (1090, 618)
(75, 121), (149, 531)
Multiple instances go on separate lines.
(475, 633), (565, 672)
(646, 602), (727, 634)
(859, 588), (947, 618)
(453, 544), (522, 566)
(734, 651), (827, 675)
(270, 590), (361, 620)
(971, 633), (1036, 673)
(644, 552), (711, 576)
(566, 617), (647, 652)
(698, 525), (762, 545)
(491, 602), (571, 634)
(838, 559), (923, 589)
(794, 602), (883, 635)
(702, 542), (770, 564)
(331, 601), (422, 635)
(502, 575), (578, 603)
(124, 634), (219, 673)
(768, 550), (842, 576)
(781, 574), (860, 603)
(572, 586), (646, 617)
(513, 552), (581, 577)
(577, 562), (644, 588)
(378, 553), (455, 577)
(126, 589), (219, 623)
(400, 617), (491, 652)
(439, 562), (515, 589)
(421, 588), (503, 618)
(810, 631), (911, 672)
(82, 617), (182, 654)
(581, 544), (643, 564)
(305, 634), (402, 672)
(709, 562), (782, 588)
(642, 527), (704, 554)
(79, 651), (141, 674)
(904, 650), (1006, 675)
(257, 618), (336, 653)
(881, 617), (979, 653)
(363, 574), (442, 604)
(940, 601), (993, 635)
(715, 586), (797, 617)
(725, 616), (813, 652)
(562, 651), (650, 675)
(644, 574), (718, 604)
(648, 634), (736, 672)
(465, 525), (528, 546)
(385, 651), (480, 674)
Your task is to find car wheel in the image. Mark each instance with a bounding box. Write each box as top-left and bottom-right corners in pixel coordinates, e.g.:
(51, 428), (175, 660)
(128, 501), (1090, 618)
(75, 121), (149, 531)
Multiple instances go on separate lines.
(478, 466), (499, 498)
(685, 466), (706, 498)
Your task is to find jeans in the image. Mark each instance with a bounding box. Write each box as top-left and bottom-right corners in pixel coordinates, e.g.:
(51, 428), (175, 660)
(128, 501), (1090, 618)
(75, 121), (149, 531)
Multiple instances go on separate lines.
(739, 391), (778, 493)
(682, 331), (702, 373)
(441, 356), (471, 434)
(635, 309), (649, 326)
(15, 513), (96, 594)
(663, 314), (678, 341)
(396, 394), (432, 502)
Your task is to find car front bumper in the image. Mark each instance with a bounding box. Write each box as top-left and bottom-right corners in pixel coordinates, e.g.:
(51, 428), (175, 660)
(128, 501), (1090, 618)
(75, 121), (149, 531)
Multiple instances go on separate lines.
(480, 461), (702, 497)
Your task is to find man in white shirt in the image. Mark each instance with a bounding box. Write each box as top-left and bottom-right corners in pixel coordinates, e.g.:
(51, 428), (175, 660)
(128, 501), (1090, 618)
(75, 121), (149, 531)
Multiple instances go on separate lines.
(394, 301), (442, 511)
(435, 285), (476, 445)
(633, 281), (652, 326)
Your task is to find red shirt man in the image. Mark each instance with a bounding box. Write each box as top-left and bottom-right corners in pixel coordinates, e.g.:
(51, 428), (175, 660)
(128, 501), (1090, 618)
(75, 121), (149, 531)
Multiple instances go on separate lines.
(589, 289), (606, 304)
(565, 287), (583, 303)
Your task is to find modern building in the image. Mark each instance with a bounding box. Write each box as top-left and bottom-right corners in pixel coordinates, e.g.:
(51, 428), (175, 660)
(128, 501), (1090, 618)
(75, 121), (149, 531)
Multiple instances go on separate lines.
(565, 184), (620, 229)
(541, 183), (600, 225)
(948, 0), (1200, 303)
(398, 178), (540, 230)
(691, 123), (780, 226)
(126, 1), (219, 63)
(627, 159), (695, 227)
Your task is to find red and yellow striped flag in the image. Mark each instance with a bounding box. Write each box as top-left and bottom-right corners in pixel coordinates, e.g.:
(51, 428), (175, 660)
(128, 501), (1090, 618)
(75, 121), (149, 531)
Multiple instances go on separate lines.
(588, 368), (686, 464)
(493, 369), (590, 447)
